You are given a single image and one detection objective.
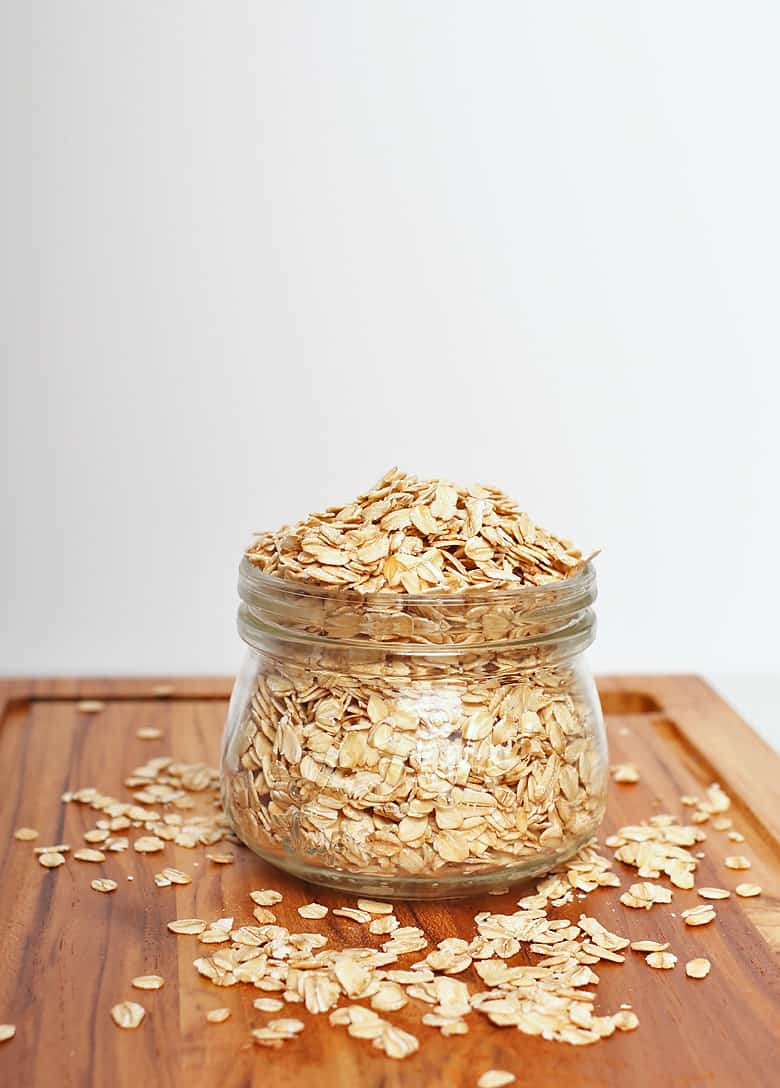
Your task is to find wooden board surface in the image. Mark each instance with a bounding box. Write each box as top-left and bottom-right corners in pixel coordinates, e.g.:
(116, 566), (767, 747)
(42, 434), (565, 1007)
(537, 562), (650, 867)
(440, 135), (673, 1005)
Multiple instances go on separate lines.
(0, 675), (778, 1087)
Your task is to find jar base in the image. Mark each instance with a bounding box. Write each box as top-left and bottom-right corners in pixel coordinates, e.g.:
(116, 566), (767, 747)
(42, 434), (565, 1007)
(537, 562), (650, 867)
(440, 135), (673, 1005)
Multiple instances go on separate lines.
(240, 832), (596, 900)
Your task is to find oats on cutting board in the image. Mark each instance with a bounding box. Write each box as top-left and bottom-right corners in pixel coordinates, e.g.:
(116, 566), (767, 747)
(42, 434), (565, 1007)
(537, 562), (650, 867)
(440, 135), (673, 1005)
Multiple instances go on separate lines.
(478, 1073), (516, 1088)
(14, 827), (39, 841)
(131, 976), (164, 990)
(91, 879), (118, 893)
(685, 959), (711, 979)
(111, 1002), (145, 1028)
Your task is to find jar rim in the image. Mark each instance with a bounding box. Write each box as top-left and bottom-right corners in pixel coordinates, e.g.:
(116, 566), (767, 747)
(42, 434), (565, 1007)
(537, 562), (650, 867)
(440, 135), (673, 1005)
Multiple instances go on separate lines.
(239, 556), (596, 612)
(237, 557), (597, 656)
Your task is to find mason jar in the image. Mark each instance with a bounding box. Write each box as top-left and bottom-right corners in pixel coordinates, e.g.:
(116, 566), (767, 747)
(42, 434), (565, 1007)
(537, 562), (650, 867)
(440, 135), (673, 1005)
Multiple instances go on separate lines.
(221, 557), (607, 898)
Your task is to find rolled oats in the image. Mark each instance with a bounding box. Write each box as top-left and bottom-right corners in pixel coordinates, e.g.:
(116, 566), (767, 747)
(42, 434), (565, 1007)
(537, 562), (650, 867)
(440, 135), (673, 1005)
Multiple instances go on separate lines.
(685, 958), (711, 978)
(73, 848), (106, 863)
(478, 1074), (516, 1088)
(356, 899), (393, 915)
(13, 827), (39, 841)
(646, 951), (677, 969)
(111, 1002), (145, 1028)
(620, 882), (673, 910)
(38, 851), (66, 869)
(332, 908), (372, 923)
(0, 1024), (15, 1042)
(735, 883), (761, 897)
(610, 763), (639, 784)
(682, 905), (716, 927)
(298, 903), (329, 920)
(207, 852), (235, 864)
(168, 918), (206, 935)
(91, 878), (118, 893)
(154, 867), (191, 887)
(724, 856), (751, 870)
(251, 890), (283, 906)
(254, 997), (284, 1012)
(131, 976), (164, 990)
(134, 836), (165, 854)
(246, 468), (589, 592)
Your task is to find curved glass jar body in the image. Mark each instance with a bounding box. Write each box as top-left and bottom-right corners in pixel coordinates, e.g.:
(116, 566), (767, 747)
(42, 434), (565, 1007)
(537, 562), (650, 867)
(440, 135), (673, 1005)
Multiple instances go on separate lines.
(222, 559), (607, 898)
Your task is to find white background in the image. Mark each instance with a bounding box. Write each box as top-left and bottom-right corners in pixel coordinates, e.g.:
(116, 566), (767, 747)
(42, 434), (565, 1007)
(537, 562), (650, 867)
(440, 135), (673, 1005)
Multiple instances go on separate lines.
(2, 4), (778, 741)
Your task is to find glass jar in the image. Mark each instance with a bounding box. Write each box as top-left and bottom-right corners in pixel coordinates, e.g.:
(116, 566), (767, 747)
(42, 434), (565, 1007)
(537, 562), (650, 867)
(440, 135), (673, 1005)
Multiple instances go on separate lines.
(222, 557), (607, 899)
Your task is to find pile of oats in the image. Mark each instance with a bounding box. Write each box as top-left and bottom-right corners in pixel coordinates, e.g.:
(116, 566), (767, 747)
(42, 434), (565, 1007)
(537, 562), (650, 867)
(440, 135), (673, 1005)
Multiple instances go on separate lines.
(246, 467), (590, 593)
(61, 757), (232, 866)
(173, 840), (640, 1053)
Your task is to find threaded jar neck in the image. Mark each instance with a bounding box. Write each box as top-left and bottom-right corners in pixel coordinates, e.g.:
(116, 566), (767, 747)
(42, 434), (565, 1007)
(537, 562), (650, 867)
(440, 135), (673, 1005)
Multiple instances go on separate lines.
(237, 557), (597, 659)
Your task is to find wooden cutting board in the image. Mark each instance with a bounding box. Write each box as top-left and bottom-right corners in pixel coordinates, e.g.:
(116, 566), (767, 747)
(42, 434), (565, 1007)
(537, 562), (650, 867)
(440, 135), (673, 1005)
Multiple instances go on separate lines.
(1, 675), (778, 1087)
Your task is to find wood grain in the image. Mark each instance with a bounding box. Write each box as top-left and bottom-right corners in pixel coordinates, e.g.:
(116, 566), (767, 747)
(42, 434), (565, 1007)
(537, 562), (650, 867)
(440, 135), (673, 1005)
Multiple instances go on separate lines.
(0, 675), (778, 1088)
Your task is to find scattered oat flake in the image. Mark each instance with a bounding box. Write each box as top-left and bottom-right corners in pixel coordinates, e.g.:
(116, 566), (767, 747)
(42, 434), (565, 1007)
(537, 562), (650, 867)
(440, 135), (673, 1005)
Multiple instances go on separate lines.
(92, 878), (118, 893)
(38, 851), (66, 869)
(724, 856), (751, 870)
(14, 827), (38, 841)
(253, 906), (277, 924)
(697, 887), (730, 900)
(250, 890), (282, 906)
(356, 898), (394, 915)
(270, 1018), (305, 1034)
(611, 763), (640, 784)
(478, 1073), (516, 1088)
(683, 907), (716, 927)
(0, 1024), (16, 1042)
(73, 848), (106, 863)
(111, 1001), (145, 1028)
(134, 836), (165, 853)
(154, 867), (191, 887)
(620, 882), (673, 909)
(631, 941), (670, 953)
(369, 914), (399, 935)
(136, 727), (162, 740)
(685, 958), (711, 979)
(646, 951), (677, 969)
(84, 829), (110, 843)
(168, 918), (206, 935)
(332, 907), (371, 923)
(206, 1008), (231, 1023)
(131, 976), (164, 990)
(254, 998), (283, 1012)
(736, 883), (762, 897)
(206, 852), (234, 864)
(78, 700), (104, 712)
(298, 903), (328, 919)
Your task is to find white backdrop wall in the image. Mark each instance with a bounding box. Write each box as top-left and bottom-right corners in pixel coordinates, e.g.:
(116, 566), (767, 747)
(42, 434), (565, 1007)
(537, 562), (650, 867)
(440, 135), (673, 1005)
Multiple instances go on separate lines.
(2, 2), (779, 677)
